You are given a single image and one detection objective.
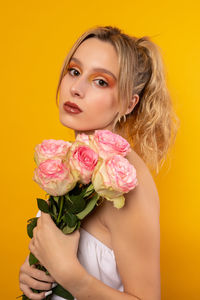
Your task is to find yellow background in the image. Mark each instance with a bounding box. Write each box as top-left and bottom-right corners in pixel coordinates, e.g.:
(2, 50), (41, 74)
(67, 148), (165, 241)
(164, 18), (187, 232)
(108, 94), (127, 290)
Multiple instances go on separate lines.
(1, 0), (199, 299)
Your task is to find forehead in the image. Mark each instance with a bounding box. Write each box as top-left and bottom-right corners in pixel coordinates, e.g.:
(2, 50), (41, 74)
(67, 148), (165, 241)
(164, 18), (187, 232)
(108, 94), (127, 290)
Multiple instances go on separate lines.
(71, 37), (119, 76)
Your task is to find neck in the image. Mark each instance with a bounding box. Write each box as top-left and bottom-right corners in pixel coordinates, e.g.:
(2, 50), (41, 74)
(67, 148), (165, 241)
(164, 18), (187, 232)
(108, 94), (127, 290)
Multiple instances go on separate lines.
(74, 129), (96, 138)
(74, 117), (119, 138)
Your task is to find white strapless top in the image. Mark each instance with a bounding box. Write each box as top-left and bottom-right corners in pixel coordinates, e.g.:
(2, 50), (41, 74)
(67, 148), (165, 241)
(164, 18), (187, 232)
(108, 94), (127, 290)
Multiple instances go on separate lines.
(36, 211), (123, 299)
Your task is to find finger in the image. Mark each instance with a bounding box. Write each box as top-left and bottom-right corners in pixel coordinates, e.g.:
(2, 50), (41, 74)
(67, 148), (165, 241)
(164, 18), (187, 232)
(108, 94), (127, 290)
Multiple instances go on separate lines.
(70, 229), (80, 239)
(40, 211), (51, 218)
(20, 283), (46, 300)
(30, 266), (55, 282)
(37, 216), (41, 228)
(33, 226), (37, 237)
(20, 273), (53, 291)
(29, 239), (37, 257)
(40, 212), (53, 225)
(29, 238), (34, 252)
(29, 239), (33, 253)
(24, 256), (55, 282)
(29, 267), (55, 283)
(40, 212), (56, 229)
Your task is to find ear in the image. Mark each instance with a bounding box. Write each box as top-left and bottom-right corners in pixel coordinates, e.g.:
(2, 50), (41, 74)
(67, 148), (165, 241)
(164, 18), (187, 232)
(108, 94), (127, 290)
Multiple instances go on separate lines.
(125, 94), (139, 115)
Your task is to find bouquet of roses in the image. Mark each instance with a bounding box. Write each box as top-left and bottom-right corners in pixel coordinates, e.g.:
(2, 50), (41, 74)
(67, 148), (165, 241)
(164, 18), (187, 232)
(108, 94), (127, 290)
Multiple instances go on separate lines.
(20, 130), (138, 300)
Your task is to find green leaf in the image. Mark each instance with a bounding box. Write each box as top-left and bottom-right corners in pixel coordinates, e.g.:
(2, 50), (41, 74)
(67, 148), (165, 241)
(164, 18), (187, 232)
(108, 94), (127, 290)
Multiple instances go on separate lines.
(76, 220), (81, 230)
(49, 195), (58, 208)
(45, 270), (50, 276)
(69, 182), (82, 195)
(76, 193), (99, 220)
(53, 196), (59, 203)
(27, 217), (38, 238)
(65, 212), (77, 227)
(52, 204), (57, 216)
(69, 183), (94, 199)
(53, 284), (74, 300)
(29, 252), (39, 265)
(65, 194), (86, 214)
(62, 224), (77, 234)
(48, 196), (58, 219)
(37, 198), (49, 213)
(82, 183), (94, 198)
(22, 295), (30, 300)
(16, 294), (28, 299)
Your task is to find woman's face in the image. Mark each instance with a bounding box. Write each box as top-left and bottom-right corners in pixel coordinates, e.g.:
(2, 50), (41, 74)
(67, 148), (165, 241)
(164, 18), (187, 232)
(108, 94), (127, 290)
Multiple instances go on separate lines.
(59, 37), (120, 135)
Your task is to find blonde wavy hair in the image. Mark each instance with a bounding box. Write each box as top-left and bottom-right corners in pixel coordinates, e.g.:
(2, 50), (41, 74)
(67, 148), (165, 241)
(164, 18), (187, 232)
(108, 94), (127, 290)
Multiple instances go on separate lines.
(56, 26), (180, 175)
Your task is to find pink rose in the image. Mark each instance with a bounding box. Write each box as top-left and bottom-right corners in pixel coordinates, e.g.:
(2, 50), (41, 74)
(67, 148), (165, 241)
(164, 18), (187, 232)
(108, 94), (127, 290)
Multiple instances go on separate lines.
(34, 139), (72, 165)
(68, 143), (99, 184)
(34, 158), (76, 196)
(93, 130), (131, 159)
(106, 155), (138, 192)
(92, 155), (138, 208)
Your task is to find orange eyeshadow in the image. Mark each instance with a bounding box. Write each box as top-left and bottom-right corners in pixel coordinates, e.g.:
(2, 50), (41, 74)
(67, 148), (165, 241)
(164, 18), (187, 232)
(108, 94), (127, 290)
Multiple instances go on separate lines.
(68, 62), (80, 69)
(90, 73), (116, 87)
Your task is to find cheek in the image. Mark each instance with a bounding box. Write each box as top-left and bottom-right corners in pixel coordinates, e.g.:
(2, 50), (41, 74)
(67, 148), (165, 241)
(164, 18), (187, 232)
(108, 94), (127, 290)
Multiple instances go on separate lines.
(87, 90), (118, 113)
(59, 76), (71, 100)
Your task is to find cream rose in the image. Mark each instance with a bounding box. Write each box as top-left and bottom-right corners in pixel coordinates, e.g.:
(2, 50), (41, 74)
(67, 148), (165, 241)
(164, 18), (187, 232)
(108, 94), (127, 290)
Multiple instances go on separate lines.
(92, 155), (138, 208)
(34, 139), (72, 165)
(93, 130), (131, 159)
(33, 158), (76, 196)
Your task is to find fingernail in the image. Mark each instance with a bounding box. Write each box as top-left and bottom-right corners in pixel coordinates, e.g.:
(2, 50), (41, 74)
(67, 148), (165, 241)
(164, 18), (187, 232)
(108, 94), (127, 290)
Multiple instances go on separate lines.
(44, 290), (52, 297)
(52, 282), (57, 288)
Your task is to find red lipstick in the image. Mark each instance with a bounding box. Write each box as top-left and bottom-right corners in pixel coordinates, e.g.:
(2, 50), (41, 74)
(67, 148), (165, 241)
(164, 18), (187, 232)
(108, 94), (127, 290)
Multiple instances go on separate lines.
(63, 101), (82, 114)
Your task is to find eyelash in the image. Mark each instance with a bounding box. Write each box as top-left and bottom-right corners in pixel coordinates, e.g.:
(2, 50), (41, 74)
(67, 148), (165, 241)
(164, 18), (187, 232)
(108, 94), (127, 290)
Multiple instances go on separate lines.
(68, 68), (80, 77)
(67, 67), (109, 87)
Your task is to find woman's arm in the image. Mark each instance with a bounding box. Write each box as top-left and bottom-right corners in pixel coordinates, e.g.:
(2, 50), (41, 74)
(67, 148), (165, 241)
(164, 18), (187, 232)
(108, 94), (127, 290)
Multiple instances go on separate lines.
(29, 167), (160, 300)
(28, 224), (140, 299)
(63, 175), (160, 300)
(106, 180), (161, 300)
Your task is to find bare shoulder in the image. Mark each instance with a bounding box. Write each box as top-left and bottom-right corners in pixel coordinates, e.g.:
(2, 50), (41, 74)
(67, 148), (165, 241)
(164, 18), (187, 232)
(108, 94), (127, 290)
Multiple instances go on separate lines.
(104, 149), (160, 219)
(126, 148), (160, 213)
(104, 149), (161, 300)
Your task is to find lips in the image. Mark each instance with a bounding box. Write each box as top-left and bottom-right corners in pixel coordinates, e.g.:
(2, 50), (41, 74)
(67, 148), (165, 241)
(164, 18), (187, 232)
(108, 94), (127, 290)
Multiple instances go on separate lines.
(63, 101), (82, 112)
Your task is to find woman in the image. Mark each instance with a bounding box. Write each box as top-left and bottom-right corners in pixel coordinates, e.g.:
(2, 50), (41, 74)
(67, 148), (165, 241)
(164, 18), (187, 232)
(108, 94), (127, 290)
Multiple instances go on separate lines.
(19, 26), (179, 300)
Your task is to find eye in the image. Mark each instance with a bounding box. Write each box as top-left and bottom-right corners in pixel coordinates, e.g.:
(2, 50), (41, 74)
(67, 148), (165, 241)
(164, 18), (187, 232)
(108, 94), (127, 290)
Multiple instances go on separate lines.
(68, 68), (80, 76)
(94, 79), (108, 87)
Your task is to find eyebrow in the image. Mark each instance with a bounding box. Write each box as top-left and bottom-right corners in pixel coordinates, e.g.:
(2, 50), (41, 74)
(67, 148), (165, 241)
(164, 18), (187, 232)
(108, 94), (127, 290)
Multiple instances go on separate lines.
(70, 57), (117, 81)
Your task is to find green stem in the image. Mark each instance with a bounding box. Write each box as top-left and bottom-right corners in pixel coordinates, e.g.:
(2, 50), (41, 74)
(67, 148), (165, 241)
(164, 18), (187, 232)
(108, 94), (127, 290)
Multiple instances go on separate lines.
(57, 196), (64, 225)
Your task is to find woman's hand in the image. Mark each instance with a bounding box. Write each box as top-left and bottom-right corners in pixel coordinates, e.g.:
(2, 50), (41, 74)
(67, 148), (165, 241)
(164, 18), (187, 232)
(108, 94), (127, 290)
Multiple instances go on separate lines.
(19, 255), (55, 300)
(28, 212), (81, 285)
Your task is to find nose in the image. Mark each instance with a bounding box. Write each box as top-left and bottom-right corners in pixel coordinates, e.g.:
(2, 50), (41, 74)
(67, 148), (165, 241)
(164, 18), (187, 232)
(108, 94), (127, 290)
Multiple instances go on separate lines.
(70, 77), (85, 99)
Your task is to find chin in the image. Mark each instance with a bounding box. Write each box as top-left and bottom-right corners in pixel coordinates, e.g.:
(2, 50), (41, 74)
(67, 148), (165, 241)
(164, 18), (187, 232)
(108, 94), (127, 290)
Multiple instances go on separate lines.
(59, 118), (88, 131)
(59, 114), (114, 133)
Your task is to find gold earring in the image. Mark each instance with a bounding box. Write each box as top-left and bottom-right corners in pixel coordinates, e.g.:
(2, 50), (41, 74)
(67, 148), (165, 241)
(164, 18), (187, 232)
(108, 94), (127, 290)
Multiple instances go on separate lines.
(118, 114), (126, 123)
